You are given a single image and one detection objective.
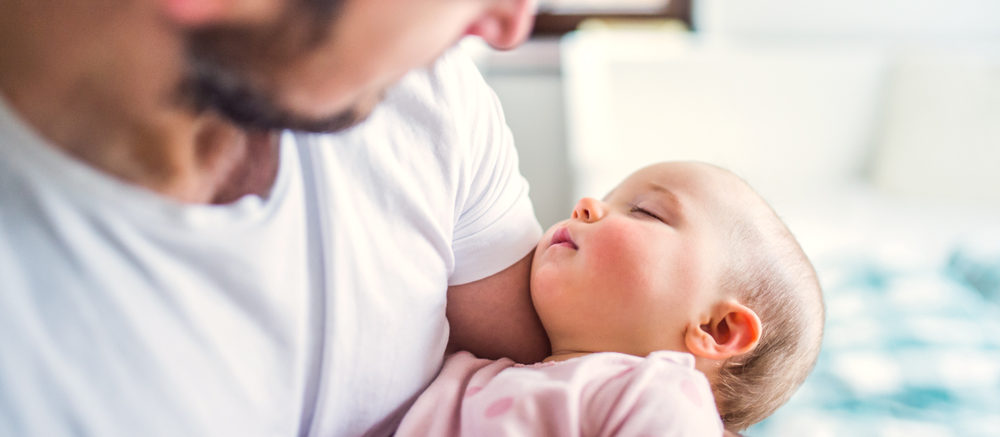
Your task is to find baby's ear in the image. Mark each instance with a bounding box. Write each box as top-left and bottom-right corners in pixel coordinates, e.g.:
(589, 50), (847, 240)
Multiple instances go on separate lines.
(685, 300), (761, 361)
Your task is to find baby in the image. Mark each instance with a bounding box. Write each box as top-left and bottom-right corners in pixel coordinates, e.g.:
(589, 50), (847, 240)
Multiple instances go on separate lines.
(397, 161), (825, 435)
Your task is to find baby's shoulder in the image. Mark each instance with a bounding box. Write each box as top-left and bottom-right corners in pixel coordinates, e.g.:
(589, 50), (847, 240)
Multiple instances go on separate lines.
(577, 352), (723, 435)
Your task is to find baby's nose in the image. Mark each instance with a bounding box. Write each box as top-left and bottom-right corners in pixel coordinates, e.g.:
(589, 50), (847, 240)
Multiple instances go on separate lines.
(571, 197), (605, 222)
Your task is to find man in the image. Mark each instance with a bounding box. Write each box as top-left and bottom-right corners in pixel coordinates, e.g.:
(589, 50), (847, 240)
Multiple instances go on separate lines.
(0, 0), (546, 435)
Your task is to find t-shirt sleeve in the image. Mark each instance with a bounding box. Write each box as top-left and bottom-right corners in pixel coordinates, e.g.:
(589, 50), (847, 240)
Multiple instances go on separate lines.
(442, 48), (543, 286)
(583, 360), (725, 437)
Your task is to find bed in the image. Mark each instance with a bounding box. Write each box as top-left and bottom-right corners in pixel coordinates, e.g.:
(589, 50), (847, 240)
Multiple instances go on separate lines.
(748, 189), (1000, 436)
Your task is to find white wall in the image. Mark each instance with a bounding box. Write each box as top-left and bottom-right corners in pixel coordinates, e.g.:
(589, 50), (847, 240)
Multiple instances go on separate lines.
(695, 0), (1000, 41)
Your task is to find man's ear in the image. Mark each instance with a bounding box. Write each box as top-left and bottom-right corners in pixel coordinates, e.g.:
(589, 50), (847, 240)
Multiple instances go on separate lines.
(685, 300), (761, 361)
(464, 0), (537, 50)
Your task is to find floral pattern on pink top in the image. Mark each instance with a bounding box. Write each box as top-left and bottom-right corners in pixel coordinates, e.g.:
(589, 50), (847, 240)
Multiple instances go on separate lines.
(397, 350), (724, 436)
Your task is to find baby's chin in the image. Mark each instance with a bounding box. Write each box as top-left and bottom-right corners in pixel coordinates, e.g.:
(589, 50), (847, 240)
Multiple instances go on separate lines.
(527, 265), (562, 303)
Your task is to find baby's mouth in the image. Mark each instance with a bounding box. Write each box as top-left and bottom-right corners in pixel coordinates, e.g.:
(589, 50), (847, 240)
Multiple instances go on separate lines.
(550, 227), (578, 250)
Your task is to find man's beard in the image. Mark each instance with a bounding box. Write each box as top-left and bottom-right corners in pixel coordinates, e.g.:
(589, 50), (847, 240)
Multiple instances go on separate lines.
(177, 0), (368, 133)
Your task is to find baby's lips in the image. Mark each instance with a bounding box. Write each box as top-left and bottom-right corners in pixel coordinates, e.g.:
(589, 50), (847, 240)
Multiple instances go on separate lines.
(550, 227), (578, 250)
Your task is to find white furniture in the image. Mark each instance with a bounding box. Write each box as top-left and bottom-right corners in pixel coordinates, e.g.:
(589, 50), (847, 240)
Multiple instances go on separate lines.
(560, 30), (1000, 211)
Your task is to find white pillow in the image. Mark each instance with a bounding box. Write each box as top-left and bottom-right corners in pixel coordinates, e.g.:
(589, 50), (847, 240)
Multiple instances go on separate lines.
(870, 45), (1000, 209)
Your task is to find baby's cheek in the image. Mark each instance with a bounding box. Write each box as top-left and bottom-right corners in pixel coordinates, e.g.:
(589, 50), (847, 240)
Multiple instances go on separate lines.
(586, 225), (659, 291)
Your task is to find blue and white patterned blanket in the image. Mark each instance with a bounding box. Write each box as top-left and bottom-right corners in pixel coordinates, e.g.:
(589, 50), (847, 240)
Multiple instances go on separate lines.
(747, 235), (1000, 436)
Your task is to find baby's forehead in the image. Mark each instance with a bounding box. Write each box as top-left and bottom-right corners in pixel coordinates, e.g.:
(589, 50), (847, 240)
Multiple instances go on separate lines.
(616, 162), (752, 202)
(617, 163), (774, 227)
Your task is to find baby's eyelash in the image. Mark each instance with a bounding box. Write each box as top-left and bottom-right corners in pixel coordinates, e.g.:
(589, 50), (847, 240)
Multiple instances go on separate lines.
(628, 203), (673, 226)
(628, 204), (661, 221)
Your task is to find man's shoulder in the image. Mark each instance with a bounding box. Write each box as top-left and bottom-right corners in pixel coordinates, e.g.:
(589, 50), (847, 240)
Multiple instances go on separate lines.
(379, 46), (494, 131)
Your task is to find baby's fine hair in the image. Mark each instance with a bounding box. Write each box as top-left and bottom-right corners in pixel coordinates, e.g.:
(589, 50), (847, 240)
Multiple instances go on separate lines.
(711, 181), (825, 432)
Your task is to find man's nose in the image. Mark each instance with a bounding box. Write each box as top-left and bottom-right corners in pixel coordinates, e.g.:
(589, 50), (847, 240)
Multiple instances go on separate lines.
(571, 197), (605, 223)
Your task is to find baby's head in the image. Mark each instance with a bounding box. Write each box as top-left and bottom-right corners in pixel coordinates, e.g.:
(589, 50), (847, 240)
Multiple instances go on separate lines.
(530, 161), (824, 432)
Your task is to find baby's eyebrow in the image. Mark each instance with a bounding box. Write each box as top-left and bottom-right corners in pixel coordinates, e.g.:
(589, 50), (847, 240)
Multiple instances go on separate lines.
(644, 182), (685, 223)
(646, 183), (681, 209)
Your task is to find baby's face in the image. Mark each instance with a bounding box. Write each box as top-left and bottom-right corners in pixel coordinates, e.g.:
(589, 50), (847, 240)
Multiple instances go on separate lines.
(530, 162), (751, 358)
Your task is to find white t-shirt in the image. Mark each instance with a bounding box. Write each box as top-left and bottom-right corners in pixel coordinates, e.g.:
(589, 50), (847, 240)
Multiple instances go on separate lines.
(0, 49), (542, 436)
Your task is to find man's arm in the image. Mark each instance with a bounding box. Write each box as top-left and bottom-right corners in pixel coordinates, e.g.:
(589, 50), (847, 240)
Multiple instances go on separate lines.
(446, 252), (550, 363)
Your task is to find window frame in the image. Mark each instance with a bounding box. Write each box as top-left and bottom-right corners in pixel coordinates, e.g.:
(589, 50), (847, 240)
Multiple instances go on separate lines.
(531, 0), (691, 36)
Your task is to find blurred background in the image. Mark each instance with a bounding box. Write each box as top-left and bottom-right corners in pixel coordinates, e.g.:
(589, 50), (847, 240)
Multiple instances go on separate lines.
(466, 0), (1000, 435)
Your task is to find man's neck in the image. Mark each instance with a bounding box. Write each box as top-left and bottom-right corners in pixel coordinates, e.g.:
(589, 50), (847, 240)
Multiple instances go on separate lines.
(0, 0), (277, 204)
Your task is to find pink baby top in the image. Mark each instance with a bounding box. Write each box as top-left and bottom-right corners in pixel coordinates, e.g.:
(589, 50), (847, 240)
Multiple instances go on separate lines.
(396, 350), (724, 436)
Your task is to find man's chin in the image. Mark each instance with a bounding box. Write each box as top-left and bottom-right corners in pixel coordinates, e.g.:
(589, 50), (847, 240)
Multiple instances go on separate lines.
(181, 62), (381, 134)
(265, 105), (371, 134)
(215, 96), (375, 134)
